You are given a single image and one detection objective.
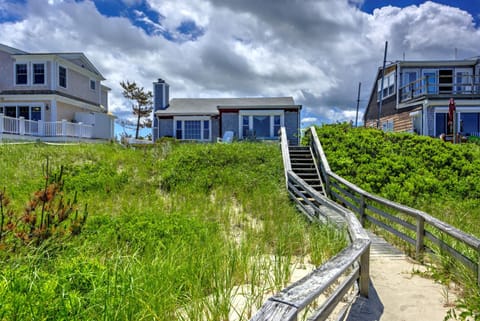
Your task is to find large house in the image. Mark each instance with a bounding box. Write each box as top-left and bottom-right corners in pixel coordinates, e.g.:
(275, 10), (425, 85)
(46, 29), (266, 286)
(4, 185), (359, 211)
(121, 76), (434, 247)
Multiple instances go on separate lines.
(152, 79), (302, 144)
(364, 59), (480, 138)
(0, 43), (114, 141)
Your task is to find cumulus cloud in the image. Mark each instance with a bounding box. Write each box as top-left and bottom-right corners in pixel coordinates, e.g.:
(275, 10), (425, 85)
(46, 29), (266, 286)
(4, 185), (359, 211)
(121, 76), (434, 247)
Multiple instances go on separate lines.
(0, 0), (479, 127)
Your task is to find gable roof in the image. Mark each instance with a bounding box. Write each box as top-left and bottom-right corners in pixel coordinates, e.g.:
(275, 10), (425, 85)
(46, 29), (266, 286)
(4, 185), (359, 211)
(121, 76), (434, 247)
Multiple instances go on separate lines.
(0, 43), (105, 80)
(156, 97), (299, 116)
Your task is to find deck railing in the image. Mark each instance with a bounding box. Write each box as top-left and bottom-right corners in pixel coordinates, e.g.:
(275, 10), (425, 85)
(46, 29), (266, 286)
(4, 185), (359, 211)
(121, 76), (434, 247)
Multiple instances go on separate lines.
(399, 74), (480, 102)
(250, 128), (370, 321)
(0, 114), (92, 139)
(305, 126), (480, 287)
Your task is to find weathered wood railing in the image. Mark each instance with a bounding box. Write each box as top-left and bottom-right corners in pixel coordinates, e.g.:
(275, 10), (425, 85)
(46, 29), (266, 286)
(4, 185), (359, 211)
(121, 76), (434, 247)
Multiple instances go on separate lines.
(250, 128), (371, 321)
(306, 126), (480, 287)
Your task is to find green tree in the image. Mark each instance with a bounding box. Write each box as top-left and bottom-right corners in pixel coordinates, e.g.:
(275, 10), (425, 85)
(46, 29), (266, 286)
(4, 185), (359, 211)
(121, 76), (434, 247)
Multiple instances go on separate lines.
(120, 80), (153, 139)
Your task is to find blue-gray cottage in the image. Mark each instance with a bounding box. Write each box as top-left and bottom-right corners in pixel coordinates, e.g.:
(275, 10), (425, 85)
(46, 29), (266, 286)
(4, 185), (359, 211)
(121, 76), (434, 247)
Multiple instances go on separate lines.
(152, 79), (302, 145)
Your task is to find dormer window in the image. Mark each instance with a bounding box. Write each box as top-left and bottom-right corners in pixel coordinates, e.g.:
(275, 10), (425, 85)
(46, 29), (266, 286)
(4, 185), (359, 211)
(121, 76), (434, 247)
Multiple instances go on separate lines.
(33, 63), (45, 85)
(15, 63), (28, 85)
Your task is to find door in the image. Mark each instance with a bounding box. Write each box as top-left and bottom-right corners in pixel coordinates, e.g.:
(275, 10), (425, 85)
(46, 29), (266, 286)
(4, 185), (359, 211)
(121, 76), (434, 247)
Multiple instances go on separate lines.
(439, 69), (453, 94)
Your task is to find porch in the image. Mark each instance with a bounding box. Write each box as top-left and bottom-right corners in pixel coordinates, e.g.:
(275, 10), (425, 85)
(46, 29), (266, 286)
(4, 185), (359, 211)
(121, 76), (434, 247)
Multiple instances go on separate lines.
(0, 114), (93, 141)
(400, 73), (480, 102)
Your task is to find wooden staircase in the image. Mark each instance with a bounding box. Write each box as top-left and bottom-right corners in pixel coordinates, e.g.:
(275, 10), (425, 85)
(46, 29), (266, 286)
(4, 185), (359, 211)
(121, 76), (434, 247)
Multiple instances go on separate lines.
(288, 146), (344, 225)
(289, 146), (325, 194)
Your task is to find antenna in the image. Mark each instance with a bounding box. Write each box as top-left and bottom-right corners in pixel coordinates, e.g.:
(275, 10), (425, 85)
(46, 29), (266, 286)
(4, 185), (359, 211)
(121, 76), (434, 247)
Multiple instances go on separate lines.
(355, 82), (361, 127)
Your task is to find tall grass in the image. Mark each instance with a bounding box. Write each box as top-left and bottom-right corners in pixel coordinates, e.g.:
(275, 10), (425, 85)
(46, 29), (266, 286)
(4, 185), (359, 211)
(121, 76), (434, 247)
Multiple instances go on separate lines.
(0, 141), (346, 320)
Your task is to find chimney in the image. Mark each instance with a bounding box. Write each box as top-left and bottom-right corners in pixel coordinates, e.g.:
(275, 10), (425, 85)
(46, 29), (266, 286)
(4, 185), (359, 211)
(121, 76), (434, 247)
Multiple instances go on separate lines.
(152, 78), (170, 142)
(153, 78), (169, 111)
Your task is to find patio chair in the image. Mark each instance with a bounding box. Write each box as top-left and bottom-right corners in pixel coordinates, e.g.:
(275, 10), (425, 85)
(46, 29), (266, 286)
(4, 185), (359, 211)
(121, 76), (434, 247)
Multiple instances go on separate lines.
(217, 131), (234, 143)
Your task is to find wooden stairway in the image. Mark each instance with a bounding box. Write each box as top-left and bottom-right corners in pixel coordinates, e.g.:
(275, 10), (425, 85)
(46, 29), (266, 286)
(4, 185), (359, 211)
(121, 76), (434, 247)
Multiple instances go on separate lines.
(289, 146), (325, 194)
(288, 146), (344, 225)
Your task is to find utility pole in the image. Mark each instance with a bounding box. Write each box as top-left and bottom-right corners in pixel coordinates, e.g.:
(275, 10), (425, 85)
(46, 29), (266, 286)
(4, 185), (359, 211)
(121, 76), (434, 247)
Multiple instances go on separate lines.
(355, 82), (361, 127)
(377, 41), (388, 129)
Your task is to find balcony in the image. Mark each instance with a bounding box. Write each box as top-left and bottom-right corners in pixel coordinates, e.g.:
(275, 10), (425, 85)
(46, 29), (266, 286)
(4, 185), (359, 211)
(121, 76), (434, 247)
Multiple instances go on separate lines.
(0, 114), (93, 141)
(399, 74), (480, 102)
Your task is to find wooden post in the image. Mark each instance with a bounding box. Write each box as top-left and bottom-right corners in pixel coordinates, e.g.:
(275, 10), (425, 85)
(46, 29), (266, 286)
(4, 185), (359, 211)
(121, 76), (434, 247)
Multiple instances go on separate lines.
(359, 244), (370, 297)
(359, 195), (366, 227)
(416, 217), (425, 262)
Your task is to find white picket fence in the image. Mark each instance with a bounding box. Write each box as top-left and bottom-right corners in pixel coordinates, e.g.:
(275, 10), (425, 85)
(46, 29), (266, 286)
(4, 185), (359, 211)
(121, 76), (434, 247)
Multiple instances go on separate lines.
(0, 114), (93, 138)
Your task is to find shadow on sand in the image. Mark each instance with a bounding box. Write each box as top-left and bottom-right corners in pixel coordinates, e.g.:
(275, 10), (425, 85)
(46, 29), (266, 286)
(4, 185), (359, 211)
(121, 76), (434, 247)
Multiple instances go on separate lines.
(345, 280), (384, 321)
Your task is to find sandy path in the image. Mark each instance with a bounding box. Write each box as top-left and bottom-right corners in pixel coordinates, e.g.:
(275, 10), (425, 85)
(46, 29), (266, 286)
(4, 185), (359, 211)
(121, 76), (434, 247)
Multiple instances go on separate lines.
(345, 232), (456, 321)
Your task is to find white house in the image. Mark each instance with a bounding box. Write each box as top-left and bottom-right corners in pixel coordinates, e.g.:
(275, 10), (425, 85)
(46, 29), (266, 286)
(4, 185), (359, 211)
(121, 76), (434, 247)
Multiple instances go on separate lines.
(0, 43), (114, 141)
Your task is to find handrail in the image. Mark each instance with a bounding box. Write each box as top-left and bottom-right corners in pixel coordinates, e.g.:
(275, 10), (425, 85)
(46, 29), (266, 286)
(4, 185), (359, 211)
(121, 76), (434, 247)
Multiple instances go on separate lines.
(306, 126), (480, 287)
(280, 127), (291, 189)
(250, 128), (371, 321)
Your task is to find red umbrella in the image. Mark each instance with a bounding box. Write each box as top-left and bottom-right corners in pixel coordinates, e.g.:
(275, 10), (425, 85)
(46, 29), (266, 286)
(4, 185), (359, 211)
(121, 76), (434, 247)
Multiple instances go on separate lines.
(448, 98), (456, 125)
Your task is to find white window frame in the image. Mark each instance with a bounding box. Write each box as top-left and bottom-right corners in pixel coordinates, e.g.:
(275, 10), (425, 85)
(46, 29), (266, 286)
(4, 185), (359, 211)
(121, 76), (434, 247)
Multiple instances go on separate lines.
(173, 116), (211, 141)
(58, 65), (67, 89)
(422, 69), (437, 94)
(377, 71), (396, 101)
(454, 68), (473, 94)
(14, 62), (29, 86)
(238, 110), (284, 139)
(90, 79), (96, 91)
(0, 103), (44, 121)
(401, 68), (419, 99)
(32, 61), (46, 85)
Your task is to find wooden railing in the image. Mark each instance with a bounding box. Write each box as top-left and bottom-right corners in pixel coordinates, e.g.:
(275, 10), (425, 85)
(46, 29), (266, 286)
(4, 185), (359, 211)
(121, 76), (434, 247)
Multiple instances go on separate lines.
(305, 126), (480, 287)
(250, 128), (371, 321)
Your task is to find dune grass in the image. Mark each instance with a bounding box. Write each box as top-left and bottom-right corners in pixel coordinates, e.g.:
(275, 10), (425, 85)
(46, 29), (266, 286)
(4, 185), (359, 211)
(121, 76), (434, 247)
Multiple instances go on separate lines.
(0, 141), (347, 321)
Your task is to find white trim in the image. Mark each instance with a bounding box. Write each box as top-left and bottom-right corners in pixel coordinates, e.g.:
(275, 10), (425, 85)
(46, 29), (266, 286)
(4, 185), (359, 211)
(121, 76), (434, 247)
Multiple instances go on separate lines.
(0, 102), (45, 121)
(173, 116), (211, 141)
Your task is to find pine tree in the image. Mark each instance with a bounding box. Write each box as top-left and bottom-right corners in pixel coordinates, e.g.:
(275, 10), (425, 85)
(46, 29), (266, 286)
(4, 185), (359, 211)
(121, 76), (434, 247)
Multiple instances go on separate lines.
(120, 80), (153, 139)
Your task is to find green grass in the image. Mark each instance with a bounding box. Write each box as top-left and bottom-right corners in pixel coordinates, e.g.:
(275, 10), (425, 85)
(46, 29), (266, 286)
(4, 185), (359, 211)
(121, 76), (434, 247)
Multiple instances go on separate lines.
(0, 141), (347, 321)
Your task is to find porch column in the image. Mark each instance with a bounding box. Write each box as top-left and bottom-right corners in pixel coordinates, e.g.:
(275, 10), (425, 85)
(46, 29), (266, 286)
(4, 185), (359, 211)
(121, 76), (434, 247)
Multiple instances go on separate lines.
(77, 122), (83, 137)
(19, 117), (25, 135)
(50, 99), (57, 122)
(0, 113), (3, 142)
(61, 119), (67, 136)
(38, 120), (44, 136)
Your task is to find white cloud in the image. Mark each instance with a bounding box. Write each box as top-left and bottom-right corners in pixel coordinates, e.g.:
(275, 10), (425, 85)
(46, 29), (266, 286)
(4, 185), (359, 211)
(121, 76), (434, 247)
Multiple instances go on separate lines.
(1, 0), (479, 127)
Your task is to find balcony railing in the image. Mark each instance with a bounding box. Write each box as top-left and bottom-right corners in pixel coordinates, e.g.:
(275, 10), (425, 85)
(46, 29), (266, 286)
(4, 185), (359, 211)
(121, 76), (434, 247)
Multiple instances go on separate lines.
(0, 114), (93, 139)
(399, 74), (480, 102)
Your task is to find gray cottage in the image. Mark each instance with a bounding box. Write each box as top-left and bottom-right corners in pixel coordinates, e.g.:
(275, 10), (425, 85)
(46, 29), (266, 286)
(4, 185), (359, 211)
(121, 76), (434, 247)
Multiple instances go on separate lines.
(152, 79), (302, 144)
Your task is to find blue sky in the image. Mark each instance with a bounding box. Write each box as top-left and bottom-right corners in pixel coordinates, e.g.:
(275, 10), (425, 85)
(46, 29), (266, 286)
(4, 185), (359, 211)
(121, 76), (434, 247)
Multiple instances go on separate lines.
(1, 0), (480, 138)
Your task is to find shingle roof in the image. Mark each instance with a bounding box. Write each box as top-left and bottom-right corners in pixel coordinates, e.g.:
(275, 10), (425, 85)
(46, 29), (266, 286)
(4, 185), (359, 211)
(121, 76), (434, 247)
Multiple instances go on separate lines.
(155, 97), (298, 116)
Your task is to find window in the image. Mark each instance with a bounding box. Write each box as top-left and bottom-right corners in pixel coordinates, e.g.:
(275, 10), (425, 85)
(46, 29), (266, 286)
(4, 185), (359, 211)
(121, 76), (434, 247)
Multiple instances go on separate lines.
(460, 113), (480, 136)
(401, 70), (419, 99)
(203, 120), (209, 140)
(184, 120), (201, 140)
(377, 71), (395, 101)
(174, 117), (210, 141)
(1, 105), (42, 121)
(19, 106), (29, 119)
(59, 66), (67, 88)
(33, 63), (45, 85)
(273, 115), (281, 137)
(239, 111), (284, 139)
(90, 79), (96, 90)
(422, 70), (437, 94)
(435, 113), (447, 136)
(15, 63), (28, 85)
(381, 119), (394, 132)
(176, 120), (182, 139)
(242, 116), (249, 136)
(455, 68), (472, 94)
